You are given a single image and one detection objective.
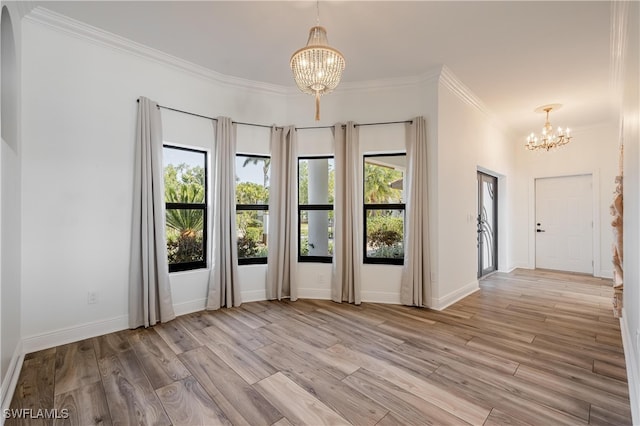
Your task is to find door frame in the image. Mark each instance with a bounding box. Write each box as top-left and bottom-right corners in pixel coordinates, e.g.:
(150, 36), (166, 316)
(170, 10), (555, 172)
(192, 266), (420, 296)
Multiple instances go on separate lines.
(528, 170), (601, 277)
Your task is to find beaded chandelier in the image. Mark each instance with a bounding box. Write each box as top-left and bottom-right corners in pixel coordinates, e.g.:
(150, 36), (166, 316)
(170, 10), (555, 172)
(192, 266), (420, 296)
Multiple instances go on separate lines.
(290, 3), (345, 121)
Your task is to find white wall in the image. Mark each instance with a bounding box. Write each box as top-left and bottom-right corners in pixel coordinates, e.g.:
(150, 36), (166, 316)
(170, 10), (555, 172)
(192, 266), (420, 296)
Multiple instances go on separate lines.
(620, 2), (639, 423)
(435, 76), (516, 308)
(1, 1), (22, 412)
(512, 121), (619, 278)
(20, 11), (286, 350)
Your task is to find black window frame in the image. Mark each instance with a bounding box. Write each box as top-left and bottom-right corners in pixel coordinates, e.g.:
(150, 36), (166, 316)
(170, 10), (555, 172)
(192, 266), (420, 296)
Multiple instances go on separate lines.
(236, 153), (270, 265)
(163, 144), (208, 273)
(363, 152), (406, 265)
(298, 156), (334, 263)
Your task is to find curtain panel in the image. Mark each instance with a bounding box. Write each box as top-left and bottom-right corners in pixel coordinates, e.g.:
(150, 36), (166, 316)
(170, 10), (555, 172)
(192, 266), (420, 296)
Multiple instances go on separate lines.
(400, 116), (431, 307)
(206, 117), (241, 310)
(331, 122), (362, 304)
(128, 97), (176, 329)
(266, 126), (299, 300)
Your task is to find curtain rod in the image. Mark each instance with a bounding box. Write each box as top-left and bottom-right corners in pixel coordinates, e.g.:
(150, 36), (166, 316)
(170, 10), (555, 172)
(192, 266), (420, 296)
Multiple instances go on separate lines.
(136, 99), (280, 130)
(295, 120), (412, 130)
(137, 99), (413, 130)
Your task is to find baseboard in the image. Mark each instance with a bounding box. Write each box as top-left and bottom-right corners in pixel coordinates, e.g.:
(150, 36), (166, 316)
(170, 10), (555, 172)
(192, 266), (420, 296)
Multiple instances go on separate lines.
(241, 290), (267, 304)
(297, 288), (332, 300)
(361, 291), (401, 305)
(22, 315), (128, 354)
(620, 309), (639, 425)
(1, 340), (24, 423)
(597, 269), (613, 279)
(173, 298), (207, 316)
(431, 280), (480, 311)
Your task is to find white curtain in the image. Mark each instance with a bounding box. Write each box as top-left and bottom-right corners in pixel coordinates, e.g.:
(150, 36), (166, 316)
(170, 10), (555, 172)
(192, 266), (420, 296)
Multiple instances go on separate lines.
(129, 97), (176, 328)
(206, 117), (241, 310)
(331, 122), (362, 304)
(400, 117), (431, 307)
(266, 126), (298, 300)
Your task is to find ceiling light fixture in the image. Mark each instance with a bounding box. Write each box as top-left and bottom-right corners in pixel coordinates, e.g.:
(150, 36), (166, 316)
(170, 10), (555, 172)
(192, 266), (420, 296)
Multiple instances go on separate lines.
(525, 104), (572, 151)
(290, 1), (345, 121)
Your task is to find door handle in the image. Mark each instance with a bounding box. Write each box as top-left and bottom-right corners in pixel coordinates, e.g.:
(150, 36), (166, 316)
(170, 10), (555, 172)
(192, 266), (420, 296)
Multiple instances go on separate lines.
(536, 229), (545, 232)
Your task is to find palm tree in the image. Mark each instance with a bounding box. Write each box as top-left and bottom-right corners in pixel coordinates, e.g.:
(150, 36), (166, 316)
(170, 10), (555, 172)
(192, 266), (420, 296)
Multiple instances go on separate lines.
(364, 164), (403, 204)
(242, 156), (270, 187)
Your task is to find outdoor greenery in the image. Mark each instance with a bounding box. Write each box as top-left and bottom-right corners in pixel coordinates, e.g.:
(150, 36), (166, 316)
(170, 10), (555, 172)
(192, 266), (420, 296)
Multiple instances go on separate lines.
(164, 162), (205, 264)
(236, 156), (270, 259)
(164, 154), (406, 264)
(364, 161), (405, 258)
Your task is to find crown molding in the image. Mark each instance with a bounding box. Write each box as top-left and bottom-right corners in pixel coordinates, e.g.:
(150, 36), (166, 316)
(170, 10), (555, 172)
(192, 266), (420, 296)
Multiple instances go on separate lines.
(439, 65), (508, 132)
(610, 1), (629, 106)
(14, 1), (35, 19)
(23, 7), (288, 96)
(333, 66), (442, 94)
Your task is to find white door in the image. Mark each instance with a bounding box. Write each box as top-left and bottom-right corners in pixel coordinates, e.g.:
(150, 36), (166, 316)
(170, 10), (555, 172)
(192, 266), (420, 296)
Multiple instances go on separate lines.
(535, 175), (593, 274)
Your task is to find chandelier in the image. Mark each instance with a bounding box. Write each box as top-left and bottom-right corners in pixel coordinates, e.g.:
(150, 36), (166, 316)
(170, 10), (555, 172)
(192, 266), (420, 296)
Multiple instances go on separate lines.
(290, 2), (345, 121)
(525, 105), (572, 151)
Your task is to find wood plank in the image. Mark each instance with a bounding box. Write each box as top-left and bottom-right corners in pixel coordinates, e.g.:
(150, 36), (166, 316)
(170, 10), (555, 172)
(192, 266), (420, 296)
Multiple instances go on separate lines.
(179, 346), (282, 426)
(428, 365), (586, 426)
(154, 320), (202, 354)
(593, 359), (628, 382)
(128, 327), (191, 389)
(155, 376), (232, 426)
(54, 340), (101, 395)
(514, 364), (630, 417)
(343, 368), (470, 426)
(254, 373), (351, 426)
(6, 350), (56, 426)
(92, 331), (132, 359)
(483, 409), (533, 426)
(256, 343), (388, 426)
(327, 344), (490, 425)
(589, 404), (632, 426)
(199, 334), (276, 385)
(98, 350), (170, 426)
(53, 381), (111, 426)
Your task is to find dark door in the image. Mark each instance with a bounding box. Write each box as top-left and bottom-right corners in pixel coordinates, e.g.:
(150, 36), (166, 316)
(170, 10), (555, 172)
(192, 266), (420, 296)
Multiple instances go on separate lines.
(478, 172), (498, 277)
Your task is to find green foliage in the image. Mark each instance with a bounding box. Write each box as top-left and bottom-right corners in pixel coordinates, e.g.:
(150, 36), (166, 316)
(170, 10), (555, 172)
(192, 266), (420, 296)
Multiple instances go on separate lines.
(164, 163), (205, 264)
(236, 211), (267, 259)
(237, 234), (260, 258)
(364, 164), (403, 204)
(167, 232), (203, 264)
(236, 182), (269, 204)
(367, 215), (404, 258)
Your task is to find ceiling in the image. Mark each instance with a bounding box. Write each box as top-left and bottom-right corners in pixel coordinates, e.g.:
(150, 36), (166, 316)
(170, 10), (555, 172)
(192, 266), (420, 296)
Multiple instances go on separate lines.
(32, 1), (618, 136)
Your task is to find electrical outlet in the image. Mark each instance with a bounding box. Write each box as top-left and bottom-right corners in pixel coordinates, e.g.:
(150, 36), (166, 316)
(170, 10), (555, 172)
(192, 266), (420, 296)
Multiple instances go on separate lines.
(87, 291), (98, 305)
(318, 274), (327, 285)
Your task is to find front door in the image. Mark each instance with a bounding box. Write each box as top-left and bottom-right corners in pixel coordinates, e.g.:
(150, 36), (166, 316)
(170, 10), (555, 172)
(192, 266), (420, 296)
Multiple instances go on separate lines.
(535, 175), (593, 274)
(478, 172), (498, 278)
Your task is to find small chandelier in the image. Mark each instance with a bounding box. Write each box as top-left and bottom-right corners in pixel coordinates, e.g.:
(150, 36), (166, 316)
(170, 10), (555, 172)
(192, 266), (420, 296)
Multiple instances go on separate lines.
(525, 104), (572, 151)
(290, 1), (345, 121)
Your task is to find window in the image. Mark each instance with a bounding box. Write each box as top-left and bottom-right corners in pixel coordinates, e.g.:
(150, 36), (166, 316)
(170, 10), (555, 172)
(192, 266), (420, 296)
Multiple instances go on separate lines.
(298, 157), (334, 263)
(363, 154), (406, 265)
(236, 154), (270, 264)
(163, 145), (207, 272)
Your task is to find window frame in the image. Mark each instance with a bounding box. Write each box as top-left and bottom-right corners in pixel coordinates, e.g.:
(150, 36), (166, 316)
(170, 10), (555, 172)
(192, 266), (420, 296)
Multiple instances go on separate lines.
(298, 155), (334, 263)
(236, 153), (271, 265)
(363, 152), (406, 265)
(163, 144), (208, 273)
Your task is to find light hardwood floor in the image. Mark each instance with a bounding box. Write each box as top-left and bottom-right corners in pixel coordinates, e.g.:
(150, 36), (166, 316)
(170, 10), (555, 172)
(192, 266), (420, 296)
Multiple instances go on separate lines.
(7, 269), (632, 425)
